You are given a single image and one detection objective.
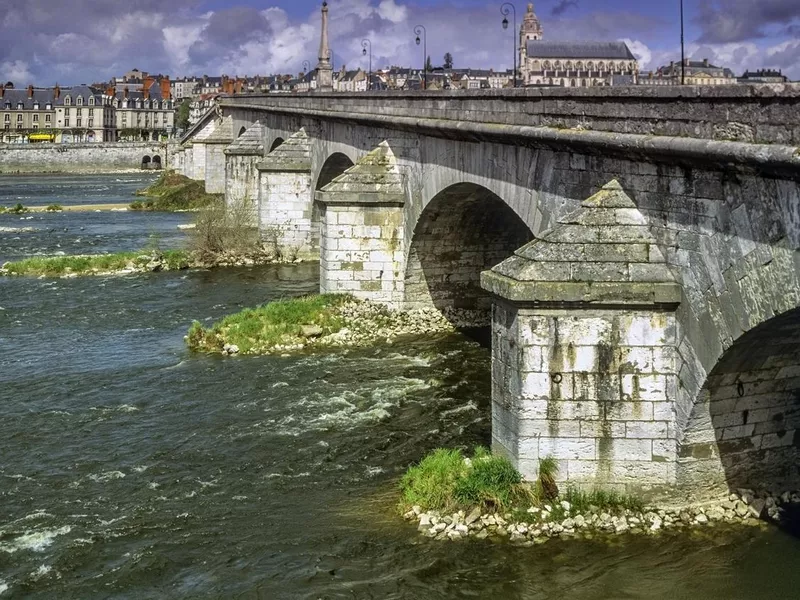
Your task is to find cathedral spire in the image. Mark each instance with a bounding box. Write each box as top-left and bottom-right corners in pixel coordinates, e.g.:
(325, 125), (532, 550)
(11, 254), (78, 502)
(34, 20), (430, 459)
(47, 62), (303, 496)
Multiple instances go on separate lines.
(316, 1), (333, 92)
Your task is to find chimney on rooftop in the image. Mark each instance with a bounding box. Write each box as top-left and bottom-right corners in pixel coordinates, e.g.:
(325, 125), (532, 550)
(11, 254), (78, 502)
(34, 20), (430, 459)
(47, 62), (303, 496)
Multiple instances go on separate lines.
(143, 76), (154, 100)
(27, 84), (34, 98)
(0, 85), (4, 99)
(54, 84), (61, 100)
(160, 76), (171, 100)
(702, 58), (709, 67)
(124, 86), (129, 99)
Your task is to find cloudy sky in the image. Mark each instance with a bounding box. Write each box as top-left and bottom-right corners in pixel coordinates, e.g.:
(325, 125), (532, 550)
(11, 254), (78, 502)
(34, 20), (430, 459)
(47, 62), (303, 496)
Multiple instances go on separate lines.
(1, 0), (798, 85)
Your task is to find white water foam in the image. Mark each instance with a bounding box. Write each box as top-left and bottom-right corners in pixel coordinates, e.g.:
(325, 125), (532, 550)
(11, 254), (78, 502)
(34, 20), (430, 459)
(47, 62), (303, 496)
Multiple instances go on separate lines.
(0, 526), (71, 554)
(0, 580), (8, 595)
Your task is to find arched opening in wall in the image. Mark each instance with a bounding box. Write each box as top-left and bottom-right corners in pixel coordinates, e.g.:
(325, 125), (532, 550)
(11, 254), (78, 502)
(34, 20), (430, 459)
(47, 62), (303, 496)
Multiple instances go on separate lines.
(269, 137), (285, 152)
(152, 155), (162, 169)
(141, 155), (151, 169)
(314, 152), (355, 249)
(680, 307), (800, 496)
(404, 182), (533, 329)
(238, 126), (247, 138)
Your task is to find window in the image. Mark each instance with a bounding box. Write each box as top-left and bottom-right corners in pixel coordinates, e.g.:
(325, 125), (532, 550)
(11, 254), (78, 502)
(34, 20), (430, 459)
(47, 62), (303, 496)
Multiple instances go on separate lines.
(88, 119), (93, 127)
(65, 117), (70, 127)
(3, 114), (8, 122)
(33, 102), (39, 110)
(45, 114), (51, 122)
(17, 114), (22, 122)
(32, 124), (38, 129)
(16, 123), (22, 129)
(4, 124), (8, 130)
(33, 114), (38, 122)
(46, 102), (52, 110)
(77, 118), (82, 127)
(90, 109), (95, 117)
(17, 102), (23, 110)
(64, 96), (71, 106)
(76, 96), (83, 106)
(88, 97), (95, 106)
(45, 124), (51, 129)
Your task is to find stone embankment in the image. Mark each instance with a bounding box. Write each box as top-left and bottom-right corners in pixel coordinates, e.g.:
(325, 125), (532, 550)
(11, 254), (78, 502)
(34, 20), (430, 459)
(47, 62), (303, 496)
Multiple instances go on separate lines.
(404, 489), (798, 543)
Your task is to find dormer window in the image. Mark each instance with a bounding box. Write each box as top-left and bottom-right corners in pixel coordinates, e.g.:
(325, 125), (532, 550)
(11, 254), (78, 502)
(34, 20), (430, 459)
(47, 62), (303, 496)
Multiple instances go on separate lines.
(45, 102), (52, 110)
(64, 95), (71, 106)
(76, 96), (83, 106)
(16, 102), (23, 110)
(33, 102), (39, 110)
(88, 97), (95, 106)
(4, 102), (10, 109)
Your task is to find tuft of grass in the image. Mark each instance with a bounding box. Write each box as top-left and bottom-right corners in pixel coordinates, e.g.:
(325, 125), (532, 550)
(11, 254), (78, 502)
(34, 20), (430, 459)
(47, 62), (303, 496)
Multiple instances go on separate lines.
(0, 250), (190, 277)
(537, 456), (560, 501)
(45, 204), (63, 212)
(563, 487), (645, 513)
(189, 197), (259, 263)
(132, 170), (220, 212)
(400, 449), (468, 513)
(400, 446), (531, 513)
(185, 293), (352, 354)
(5, 203), (29, 214)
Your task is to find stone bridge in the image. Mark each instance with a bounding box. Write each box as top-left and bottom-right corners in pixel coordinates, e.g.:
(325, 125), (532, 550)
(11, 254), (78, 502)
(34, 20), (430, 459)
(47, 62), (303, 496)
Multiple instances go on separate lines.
(176, 86), (800, 500)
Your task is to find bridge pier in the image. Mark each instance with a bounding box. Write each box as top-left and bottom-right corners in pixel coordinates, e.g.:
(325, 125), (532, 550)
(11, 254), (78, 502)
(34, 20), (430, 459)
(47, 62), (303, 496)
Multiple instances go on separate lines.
(256, 129), (317, 260)
(203, 116), (234, 195)
(224, 121), (264, 214)
(316, 142), (407, 306)
(482, 181), (682, 493)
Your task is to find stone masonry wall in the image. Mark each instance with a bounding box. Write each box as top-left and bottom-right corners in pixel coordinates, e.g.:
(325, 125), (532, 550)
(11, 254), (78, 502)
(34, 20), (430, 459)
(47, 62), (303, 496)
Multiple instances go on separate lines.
(0, 142), (170, 173)
(492, 302), (679, 494)
(258, 169), (315, 259)
(225, 154), (259, 212)
(204, 143), (227, 194)
(319, 204), (405, 305)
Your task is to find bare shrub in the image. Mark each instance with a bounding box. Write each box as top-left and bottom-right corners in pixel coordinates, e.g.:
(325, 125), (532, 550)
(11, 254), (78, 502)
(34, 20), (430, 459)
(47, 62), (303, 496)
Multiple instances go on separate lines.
(189, 197), (261, 263)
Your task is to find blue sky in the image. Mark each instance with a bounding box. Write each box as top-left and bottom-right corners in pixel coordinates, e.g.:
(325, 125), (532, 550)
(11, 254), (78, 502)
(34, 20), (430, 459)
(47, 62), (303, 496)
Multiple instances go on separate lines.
(1, 0), (798, 85)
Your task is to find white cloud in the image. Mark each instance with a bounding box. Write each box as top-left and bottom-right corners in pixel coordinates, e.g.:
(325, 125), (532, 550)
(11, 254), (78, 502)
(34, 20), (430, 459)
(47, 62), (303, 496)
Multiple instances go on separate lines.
(621, 38), (652, 67)
(378, 0), (407, 24)
(0, 60), (34, 83)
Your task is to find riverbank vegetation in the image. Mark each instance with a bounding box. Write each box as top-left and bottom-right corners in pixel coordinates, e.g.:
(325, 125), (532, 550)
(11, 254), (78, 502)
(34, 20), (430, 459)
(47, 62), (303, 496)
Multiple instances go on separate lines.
(0, 250), (191, 277)
(187, 294), (350, 354)
(185, 294), (459, 355)
(0, 203), (29, 214)
(131, 171), (219, 211)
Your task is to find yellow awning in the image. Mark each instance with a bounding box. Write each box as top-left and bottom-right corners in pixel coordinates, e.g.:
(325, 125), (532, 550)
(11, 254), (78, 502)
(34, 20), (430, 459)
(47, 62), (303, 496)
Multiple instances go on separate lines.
(29, 133), (56, 140)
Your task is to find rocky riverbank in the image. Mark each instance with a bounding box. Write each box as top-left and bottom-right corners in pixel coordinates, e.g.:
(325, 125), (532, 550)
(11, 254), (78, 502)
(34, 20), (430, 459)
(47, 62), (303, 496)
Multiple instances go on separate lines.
(404, 488), (796, 543)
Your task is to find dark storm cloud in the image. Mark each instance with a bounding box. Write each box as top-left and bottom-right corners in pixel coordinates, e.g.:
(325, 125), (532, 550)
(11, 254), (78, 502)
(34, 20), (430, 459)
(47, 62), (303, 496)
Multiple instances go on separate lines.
(696, 0), (800, 43)
(187, 7), (270, 66)
(551, 0), (579, 17)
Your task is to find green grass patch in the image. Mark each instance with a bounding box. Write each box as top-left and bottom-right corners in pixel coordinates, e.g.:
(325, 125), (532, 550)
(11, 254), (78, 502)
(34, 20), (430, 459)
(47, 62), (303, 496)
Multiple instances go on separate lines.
(132, 170), (220, 211)
(45, 204), (63, 212)
(400, 446), (532, 513)
(0, 203), (29, 214)
(0, 250), (190, 277)
(186, 293), (352, 354)
(563, 487), (645, 514)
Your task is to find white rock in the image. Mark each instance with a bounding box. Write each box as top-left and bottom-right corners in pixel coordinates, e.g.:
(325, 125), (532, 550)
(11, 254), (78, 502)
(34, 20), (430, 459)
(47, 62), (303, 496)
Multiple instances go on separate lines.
(574, 515), (586, 528)
(560, 501), (571, 512)
(695, 514), (709, 524)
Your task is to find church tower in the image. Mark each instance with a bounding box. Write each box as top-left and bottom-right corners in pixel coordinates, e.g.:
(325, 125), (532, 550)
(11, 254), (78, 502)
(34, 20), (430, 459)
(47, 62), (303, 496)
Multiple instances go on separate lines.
(519, 3), (543, 77)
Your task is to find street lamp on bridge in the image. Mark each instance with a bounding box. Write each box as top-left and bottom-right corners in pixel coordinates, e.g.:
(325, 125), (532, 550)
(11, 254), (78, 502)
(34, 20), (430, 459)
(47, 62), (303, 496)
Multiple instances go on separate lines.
(414, 25), (427, 90)
(302, 60), (311, 74)
(501, 3), (517, 88)
(362, 39), (372, 91)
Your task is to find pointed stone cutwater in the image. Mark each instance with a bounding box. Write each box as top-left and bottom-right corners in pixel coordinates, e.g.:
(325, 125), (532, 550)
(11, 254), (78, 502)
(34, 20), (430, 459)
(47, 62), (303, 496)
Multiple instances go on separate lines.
(315, 141), (405, 205)
(224, 121), (266, 212)
(224, 121), (265, 157)
(316, 142), (407, 307)
(256, 128), (316, 259)
(482, 179), (680, 307)
(480, 179), (682, 491)
(202, 116), (235, 194)
(316, 2), (333, 92)
(257, 128), (310, 172)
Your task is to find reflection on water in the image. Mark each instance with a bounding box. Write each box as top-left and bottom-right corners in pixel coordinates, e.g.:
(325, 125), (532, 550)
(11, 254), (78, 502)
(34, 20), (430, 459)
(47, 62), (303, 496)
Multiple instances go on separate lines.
(1, 175), (800, 599)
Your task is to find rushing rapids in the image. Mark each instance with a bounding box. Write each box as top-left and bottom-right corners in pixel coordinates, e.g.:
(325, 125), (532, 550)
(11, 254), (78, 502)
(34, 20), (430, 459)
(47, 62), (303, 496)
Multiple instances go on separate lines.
(2, 175), (800, 598)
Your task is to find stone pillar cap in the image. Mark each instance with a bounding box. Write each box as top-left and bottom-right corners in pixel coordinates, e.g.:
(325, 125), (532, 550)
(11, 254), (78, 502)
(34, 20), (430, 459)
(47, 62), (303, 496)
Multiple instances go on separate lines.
(315, 141), (406, 205)
(481, 179), (680, 307)
(203, 115), (235, 144)
(256, 127), (311, 172)
(224, 120), (265, 155)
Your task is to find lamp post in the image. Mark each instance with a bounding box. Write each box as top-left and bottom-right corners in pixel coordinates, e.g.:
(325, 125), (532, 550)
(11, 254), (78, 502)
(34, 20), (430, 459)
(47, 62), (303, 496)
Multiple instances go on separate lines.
(414, 25), (427, 90)
(501, 3), (517, 88)
(680, 0), (686, 85)
(302, 60), (311, 74)
(362, 39), (372, 91)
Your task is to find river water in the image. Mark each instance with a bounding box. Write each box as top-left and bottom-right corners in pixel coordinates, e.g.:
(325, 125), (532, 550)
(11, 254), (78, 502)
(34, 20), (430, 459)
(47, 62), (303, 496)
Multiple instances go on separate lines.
(2, 175), (800, 599)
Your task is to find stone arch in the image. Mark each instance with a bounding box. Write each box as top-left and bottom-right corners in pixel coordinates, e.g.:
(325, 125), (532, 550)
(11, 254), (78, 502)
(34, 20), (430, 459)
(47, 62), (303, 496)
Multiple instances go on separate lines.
(269, 137), (285, 152)
(152, 155), (162, 168)
(678, 306), (800, 495)
(313, 152), (356, 250)
(141, 155), (151, 169)
(238, 126), (246, 137)
(404, 182), (533, 320)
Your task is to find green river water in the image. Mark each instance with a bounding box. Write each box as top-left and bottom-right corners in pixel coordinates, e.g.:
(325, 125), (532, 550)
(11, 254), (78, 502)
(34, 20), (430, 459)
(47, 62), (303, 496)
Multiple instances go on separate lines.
(1, 174), (799, 599)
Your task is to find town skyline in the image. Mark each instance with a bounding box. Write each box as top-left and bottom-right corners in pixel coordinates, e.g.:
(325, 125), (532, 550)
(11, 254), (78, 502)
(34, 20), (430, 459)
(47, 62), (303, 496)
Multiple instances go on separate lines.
(1, 0), (798, 86)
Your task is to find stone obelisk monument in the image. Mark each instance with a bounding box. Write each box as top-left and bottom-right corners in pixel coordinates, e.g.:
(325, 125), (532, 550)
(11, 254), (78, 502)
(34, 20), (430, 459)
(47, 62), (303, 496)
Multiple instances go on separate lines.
(316, 1), (333, 92)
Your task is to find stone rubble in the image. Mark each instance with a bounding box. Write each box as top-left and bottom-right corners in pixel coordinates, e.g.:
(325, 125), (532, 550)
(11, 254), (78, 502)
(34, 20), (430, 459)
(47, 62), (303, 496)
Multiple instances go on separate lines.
(403, 488), (800, 544)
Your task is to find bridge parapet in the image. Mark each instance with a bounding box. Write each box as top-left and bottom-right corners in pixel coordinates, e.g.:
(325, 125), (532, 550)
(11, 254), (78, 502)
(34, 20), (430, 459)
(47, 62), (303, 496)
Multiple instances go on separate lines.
(222, 85), (800, 146)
